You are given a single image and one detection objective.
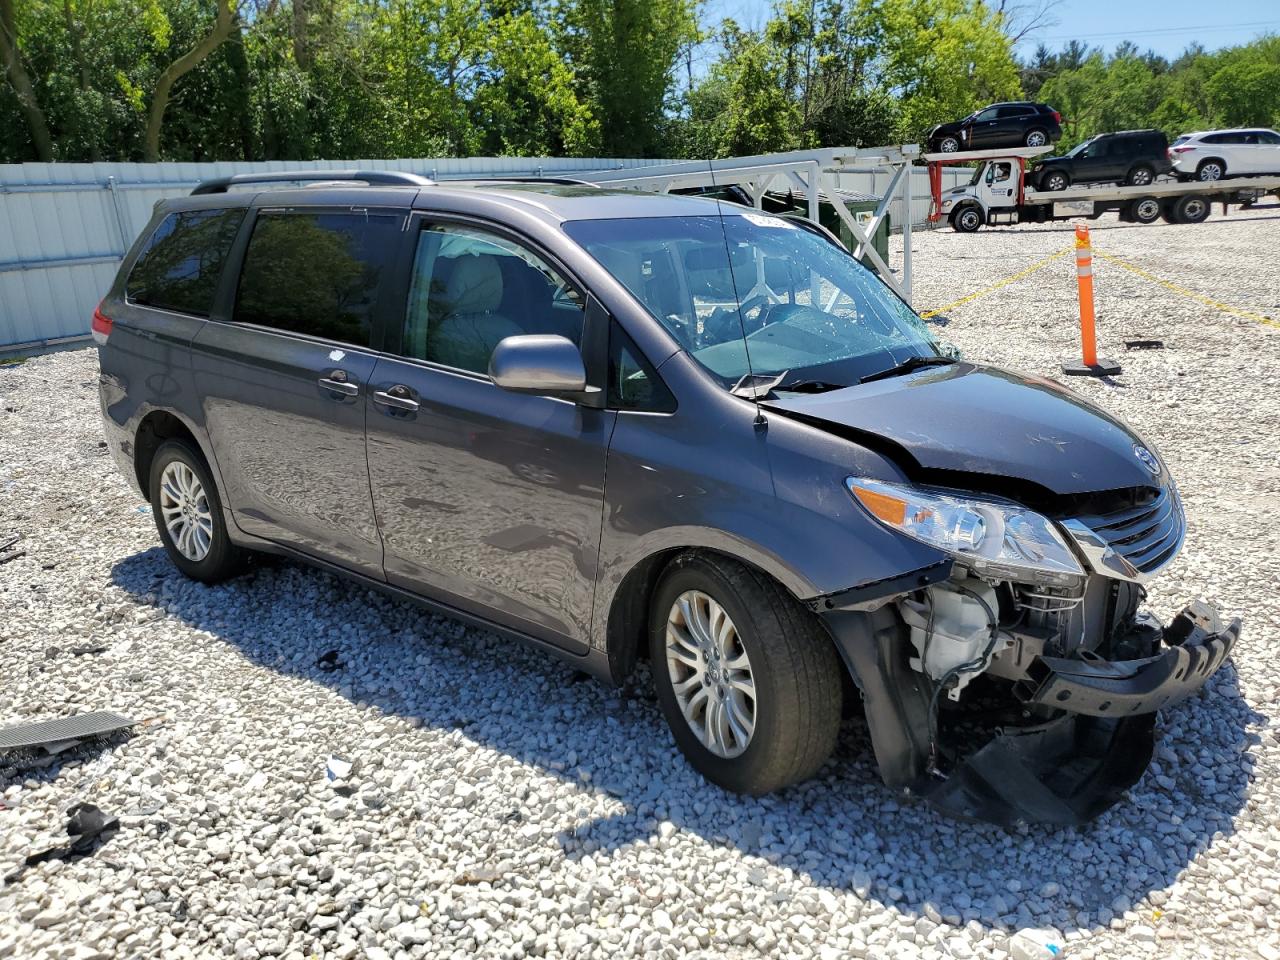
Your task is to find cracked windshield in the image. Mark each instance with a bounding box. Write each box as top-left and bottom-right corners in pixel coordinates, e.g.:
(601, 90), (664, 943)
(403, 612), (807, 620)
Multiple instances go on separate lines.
(565, 211), (942, 392)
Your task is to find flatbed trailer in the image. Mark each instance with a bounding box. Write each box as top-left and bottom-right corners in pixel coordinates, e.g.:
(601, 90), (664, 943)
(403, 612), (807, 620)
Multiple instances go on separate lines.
(924, 147), (1280, 231)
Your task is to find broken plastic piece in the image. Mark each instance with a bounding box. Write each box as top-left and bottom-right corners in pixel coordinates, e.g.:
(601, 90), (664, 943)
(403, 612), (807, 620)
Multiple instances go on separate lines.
(4, 803), (120, 885)
(0, 712), (136, 753)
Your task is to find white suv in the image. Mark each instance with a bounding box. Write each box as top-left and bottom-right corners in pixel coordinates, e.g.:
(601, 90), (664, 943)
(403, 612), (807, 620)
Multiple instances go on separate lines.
(1170, 128), (1280, 181)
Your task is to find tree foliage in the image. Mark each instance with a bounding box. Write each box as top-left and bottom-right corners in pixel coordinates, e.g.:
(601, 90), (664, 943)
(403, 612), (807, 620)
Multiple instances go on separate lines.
(2, 0), (1279, 163)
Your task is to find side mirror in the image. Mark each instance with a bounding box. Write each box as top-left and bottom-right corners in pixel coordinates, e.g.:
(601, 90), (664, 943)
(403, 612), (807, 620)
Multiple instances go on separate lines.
(489, 334), (591, 397)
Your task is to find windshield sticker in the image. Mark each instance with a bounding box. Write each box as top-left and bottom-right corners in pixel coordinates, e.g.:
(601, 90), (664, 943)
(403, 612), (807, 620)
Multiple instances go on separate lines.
(740, 212), (796, 229)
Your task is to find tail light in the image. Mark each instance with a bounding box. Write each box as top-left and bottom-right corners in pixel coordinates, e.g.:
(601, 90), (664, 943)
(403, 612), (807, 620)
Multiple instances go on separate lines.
(1052, 111), (1062, 125)
(91, 303), (113, 345)
(1171, 146), (1196, 154)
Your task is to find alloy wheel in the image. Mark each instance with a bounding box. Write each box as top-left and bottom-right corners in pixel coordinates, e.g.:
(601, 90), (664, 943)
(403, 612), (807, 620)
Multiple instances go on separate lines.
(1026, 130), (1047, 147)
(159, 461), (214, 562)
(939, 137), (960, 153)
(1199, 162), (1223, 182)
(1046, 173), (1068, 191)
(665, 590), (756, 758)
(1130, 168), (1153, 185)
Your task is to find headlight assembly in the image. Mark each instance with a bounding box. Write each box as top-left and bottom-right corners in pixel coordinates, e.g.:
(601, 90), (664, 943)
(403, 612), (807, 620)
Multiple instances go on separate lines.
(846, 478), (1084, 585)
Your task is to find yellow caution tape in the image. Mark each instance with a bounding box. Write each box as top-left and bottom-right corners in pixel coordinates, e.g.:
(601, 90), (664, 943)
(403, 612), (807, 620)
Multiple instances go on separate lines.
(1091, 249), (1279, 329)
(918, 247), (1073, 319)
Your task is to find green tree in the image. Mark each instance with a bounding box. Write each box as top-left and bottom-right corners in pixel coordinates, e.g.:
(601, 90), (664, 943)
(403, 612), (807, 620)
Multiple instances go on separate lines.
(559, 0), (699, 156)
(719, 39), (806, 155)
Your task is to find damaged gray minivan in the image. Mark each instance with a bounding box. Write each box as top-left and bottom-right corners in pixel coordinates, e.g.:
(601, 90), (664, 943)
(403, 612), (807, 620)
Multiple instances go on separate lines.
(97, 171), (1240, 825)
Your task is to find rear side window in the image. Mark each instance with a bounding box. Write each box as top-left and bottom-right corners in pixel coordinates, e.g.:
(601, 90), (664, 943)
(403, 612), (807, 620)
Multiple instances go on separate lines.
(127, 208), (244, 316)
(1257, 131), (1280, 145)
(233, 211), (401, 347)
(997, 106), (1032, 118)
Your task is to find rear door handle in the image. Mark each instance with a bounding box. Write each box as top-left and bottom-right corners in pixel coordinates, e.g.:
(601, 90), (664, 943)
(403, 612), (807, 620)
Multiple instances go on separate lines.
(373, 386), (419, 412)
(319, 376), (359, 397)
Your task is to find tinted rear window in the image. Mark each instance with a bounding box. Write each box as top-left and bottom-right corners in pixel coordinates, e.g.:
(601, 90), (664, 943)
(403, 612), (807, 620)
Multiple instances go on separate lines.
(126, 208), (244, 316)
(233, 211), (401, 347)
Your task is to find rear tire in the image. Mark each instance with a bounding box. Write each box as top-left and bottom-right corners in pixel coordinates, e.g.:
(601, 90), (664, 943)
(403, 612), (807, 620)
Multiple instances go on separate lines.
(1129, 197), (1162, 224)
(1025, 128), (1049, 147)
(952, 206), (984, 233)
(1196, 159), (1226, 182)
(148, 439), (243, 583)
(648, 554), (843, 795)
(1173, 194), (1211, 224)
(1126, 164), (1155, 186)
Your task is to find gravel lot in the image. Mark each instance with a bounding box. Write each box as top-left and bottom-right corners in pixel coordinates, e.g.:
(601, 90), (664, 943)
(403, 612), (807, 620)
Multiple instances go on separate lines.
(2, 205), (1279, 960)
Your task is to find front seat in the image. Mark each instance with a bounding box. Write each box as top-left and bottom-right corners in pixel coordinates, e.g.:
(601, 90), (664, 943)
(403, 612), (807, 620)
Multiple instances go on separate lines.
(426, 253), (524, 372)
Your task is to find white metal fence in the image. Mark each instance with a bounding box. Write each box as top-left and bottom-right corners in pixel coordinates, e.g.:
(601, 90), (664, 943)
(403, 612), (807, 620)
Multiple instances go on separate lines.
(0, 156), (969, 354)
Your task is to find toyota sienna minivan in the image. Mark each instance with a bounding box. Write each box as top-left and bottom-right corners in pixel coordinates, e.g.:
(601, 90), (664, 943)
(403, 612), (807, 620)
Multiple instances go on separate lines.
(95, 170), (1239, 825)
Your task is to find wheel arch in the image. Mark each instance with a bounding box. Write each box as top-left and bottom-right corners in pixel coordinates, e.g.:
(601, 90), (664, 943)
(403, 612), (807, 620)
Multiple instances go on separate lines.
(600, 539), (820, 685)
(133, 408), (214, 500)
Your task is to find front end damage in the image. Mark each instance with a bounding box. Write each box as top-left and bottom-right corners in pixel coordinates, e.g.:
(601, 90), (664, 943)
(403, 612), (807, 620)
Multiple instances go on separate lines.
(815, 486), (1241, 827)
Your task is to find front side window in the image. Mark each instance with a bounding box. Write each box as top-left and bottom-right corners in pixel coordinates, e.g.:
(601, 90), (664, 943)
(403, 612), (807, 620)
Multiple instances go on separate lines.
(974, 108), (999, 122)
(609, 322), (675, 412)
(403, 225), (583, 374)
(233, 211), (400, 347)
(127, 208), (244, 316)
(565, 213), (941, 389)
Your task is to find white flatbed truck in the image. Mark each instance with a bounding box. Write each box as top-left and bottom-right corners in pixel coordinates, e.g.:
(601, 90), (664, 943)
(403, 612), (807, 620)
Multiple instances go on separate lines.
(925, 146), (1280, 232)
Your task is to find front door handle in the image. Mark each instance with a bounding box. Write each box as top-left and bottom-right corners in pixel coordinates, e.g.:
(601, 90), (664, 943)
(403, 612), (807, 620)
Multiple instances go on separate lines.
(373, 385), (419, 412)
(319, 373), (359, 397)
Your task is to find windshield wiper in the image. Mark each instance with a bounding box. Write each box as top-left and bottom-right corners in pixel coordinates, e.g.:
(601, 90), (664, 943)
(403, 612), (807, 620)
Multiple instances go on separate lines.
(859, 355), (956, 385)
(731, 370), (789, 400)
(773, 378), (849, 395)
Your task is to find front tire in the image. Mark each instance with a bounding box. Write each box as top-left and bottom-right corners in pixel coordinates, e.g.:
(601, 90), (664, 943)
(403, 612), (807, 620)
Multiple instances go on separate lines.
(649, 554), (842, 795)
(149, 439), (243, 583)
(952, 206), (984, 232)
(936, 136), (961, 153)
(1042, 170), (1070, 191)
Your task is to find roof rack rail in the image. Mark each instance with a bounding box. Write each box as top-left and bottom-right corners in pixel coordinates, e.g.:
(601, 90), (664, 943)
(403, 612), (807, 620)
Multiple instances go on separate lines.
(442, 176), (601, 188)
(191, 170), (434, 195)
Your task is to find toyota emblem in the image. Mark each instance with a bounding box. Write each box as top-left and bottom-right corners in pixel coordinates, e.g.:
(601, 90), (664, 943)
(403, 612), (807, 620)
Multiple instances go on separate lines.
(1133, 444), (1161, 476)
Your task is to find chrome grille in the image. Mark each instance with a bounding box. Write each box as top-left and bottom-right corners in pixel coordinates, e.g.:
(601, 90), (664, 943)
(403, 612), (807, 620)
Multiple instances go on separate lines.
(1064, 486), (1185, 582)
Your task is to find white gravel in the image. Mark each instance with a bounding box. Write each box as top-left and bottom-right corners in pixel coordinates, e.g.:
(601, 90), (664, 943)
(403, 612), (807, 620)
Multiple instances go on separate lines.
(2, 205), (1279, 960)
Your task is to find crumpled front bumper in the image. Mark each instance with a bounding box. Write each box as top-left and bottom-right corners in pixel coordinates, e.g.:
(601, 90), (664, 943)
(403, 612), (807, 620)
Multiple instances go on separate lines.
(827, 599), (1241, 826)
(927, 600), (1240, 826)
(1016, 600), (1239, 718)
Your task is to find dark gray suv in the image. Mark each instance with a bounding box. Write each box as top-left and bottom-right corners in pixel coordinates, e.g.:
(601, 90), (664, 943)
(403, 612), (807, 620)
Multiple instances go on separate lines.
(96, 170), (1239, 825)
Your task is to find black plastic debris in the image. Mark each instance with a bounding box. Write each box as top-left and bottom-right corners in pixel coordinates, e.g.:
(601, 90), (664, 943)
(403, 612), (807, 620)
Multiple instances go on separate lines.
(0, 711), (136, 753)
(1125, 339), (1165, 350)
(316, 650), (342, 672)
(5, 803), (120, 884)
(69, 645), (108, 657)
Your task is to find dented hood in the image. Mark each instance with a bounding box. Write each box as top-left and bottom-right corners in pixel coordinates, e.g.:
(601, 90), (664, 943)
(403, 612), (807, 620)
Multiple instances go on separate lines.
(764, 362), (1165, 496)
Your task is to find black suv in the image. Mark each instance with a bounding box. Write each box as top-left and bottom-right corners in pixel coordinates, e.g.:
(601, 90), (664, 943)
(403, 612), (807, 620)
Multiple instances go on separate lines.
(1031, 129), (1172, 191)
(927, 102), (1062, 153)
(93, 170), (1239, 826)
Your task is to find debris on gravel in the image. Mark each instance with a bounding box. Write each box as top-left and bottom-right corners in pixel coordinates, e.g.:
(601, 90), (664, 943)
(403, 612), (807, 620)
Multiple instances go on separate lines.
(2, 208), (1278, 959)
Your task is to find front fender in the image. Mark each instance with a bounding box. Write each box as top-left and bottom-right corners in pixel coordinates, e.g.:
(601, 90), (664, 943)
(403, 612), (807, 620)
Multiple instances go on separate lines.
(592, 363), (947, 664)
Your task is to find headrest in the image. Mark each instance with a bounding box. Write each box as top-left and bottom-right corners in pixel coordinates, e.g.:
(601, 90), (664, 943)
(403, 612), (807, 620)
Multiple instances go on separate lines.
(444, 254), (504, 315)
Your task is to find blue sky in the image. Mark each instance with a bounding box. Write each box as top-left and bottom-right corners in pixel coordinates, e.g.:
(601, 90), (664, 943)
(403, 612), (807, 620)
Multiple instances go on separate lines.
(696, 0), (1280, 62)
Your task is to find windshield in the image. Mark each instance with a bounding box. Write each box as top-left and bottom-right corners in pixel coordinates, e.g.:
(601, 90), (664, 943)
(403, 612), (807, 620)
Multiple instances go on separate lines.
(969, 165), (986, 185)
(563, 212), (940, 388)
(1066, 138), (1094, 157)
